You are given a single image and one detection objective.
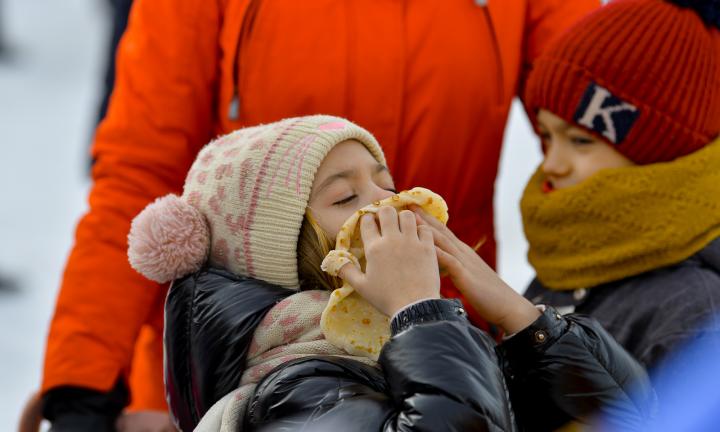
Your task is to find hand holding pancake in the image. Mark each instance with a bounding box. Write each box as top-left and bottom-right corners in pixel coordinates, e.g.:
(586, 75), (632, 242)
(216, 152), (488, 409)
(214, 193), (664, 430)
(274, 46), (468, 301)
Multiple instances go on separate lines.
(320, 187), (448, 359)
(339, 207), (440, 317)
(412, 207), (540, 335)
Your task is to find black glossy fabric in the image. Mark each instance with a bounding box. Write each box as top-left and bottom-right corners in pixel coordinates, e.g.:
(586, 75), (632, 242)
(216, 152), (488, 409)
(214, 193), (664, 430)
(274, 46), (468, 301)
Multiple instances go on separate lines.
(497, 309), (657, 431)
(246, 302), (515, 432)
(164, 268), (291, 431)
(42, 378), (128, 432)
(165, 269), (656, 431)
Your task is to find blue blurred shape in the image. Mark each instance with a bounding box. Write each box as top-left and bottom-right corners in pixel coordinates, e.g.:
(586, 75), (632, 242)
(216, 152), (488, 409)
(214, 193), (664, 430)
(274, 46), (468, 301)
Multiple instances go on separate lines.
(612, 316), (720, 431)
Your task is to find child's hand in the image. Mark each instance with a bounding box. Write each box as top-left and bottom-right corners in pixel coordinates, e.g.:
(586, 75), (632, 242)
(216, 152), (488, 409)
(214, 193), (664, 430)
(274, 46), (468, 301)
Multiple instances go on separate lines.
(339, 207), (441, 317)
(411, 206), (540, 334)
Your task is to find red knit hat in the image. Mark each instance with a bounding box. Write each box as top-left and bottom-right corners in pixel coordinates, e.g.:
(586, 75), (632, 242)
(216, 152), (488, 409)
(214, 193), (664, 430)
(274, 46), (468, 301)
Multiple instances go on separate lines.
(525, 0), (720, 164)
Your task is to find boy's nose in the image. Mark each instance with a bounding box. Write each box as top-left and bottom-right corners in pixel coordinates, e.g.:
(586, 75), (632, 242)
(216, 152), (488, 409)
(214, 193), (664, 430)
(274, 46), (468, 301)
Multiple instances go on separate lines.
(542, 144), (571, 178)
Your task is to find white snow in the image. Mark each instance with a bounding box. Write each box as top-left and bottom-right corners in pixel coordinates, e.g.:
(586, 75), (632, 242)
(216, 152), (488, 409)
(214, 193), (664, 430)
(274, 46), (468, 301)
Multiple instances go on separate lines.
(1, 0), (104, 428)
(0, 0), (541, 427)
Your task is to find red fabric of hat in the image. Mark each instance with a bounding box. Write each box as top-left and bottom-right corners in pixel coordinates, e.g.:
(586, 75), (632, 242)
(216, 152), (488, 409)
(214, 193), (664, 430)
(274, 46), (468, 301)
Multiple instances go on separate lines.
(525, 0), (720, 164)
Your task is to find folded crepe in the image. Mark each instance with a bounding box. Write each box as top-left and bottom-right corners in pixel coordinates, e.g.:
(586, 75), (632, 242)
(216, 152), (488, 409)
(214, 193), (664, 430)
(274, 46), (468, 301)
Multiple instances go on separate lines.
(320, 187), (449, 359)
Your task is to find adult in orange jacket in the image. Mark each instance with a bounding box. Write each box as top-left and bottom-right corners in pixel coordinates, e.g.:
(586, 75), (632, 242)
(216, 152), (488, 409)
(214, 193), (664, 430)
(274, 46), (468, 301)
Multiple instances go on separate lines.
(39, 0), (599, 430)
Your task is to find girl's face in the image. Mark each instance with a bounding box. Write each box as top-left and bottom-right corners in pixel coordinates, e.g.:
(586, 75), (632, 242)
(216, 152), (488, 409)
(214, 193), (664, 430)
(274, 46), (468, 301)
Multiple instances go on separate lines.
(309, 140), (396, 239)
(537, 109), (634, 191)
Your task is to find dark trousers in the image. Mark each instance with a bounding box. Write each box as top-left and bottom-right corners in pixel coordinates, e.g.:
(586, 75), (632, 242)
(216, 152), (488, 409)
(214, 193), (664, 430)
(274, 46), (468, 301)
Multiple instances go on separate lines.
(88, 0), (133, 172)
(97, 0), (134, 123)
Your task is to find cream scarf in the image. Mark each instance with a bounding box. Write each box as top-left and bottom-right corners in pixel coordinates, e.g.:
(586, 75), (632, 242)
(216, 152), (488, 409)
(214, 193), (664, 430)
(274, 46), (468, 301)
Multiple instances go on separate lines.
(194, 290), (378, 431)
(521, 137), (720, 290)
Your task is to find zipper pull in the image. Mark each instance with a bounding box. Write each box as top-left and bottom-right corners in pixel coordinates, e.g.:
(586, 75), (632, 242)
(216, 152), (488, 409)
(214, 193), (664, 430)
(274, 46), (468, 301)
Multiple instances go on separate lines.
(475, 0), (487, 6)
(228, 93), (240, 121)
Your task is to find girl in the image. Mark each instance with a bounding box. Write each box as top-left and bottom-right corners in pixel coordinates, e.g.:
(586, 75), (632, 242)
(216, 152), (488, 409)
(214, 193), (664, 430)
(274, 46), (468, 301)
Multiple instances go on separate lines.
(128, 115), (654, 431)
(520, 0), (720, 375)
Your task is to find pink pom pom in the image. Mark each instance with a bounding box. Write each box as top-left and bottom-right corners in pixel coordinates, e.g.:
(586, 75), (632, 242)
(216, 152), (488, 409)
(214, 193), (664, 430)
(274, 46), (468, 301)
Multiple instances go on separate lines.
(128, 194), (210, 283)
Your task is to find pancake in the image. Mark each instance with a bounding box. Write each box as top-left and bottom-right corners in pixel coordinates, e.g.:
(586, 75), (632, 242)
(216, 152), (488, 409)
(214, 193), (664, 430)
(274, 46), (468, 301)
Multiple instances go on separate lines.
(320, 187), (448, 359)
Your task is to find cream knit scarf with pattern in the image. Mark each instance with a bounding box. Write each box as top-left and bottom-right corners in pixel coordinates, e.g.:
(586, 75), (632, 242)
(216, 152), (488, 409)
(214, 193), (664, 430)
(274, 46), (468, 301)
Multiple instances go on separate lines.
(521, 137), (720, 291)
(194, 290), (378, 432)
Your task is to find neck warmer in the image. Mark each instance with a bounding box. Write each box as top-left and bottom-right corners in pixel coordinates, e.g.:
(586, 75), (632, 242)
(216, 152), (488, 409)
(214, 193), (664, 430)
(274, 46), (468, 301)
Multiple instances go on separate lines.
(521, 137), (720, 290)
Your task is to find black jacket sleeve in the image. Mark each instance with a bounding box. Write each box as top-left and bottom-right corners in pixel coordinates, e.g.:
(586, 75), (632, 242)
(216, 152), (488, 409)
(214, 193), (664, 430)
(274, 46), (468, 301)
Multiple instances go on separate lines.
(496, 307), (657, 431)
(42, 379), (128, 432)
(247, 299), (517, 432)
(164, 268), (291, 431)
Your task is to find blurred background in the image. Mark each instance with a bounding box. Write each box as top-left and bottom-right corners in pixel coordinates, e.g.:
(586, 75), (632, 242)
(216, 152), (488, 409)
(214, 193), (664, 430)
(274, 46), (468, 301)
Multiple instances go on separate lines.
(0, 0), (541, 428)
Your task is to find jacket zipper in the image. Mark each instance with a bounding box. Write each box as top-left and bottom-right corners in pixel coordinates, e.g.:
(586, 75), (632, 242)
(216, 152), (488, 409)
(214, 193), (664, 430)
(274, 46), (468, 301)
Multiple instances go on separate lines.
(228, 0), (262, 121)
(480, 3), (506, 106)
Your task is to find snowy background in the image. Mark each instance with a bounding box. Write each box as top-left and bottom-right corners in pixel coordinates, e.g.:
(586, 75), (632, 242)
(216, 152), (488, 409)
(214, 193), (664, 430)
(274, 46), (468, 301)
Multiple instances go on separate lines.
(0, 0), (541, 428)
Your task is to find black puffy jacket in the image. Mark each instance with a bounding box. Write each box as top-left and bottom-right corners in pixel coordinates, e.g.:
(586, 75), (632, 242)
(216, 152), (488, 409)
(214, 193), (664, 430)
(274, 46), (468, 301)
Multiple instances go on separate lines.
(165, 268), (656, 431)
(525, 238), (720, 371)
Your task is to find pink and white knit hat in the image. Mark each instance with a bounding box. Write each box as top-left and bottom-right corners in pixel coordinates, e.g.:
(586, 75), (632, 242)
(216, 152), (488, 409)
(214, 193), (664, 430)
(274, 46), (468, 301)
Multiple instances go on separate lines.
(127, 115), (385, 289)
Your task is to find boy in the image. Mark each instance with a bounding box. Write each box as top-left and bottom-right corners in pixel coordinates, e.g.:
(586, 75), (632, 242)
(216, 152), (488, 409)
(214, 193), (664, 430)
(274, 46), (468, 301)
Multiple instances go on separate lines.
(521, 0), (720, 372)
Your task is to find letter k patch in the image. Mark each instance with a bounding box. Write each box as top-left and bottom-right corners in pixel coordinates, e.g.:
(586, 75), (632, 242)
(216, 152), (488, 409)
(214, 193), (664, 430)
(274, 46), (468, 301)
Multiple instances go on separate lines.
(574, 83), (640, 144)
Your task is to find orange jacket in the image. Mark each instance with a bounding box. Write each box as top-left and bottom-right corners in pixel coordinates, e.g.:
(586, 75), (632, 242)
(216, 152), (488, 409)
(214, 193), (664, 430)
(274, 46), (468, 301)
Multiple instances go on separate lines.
(42, 0), (599, 412)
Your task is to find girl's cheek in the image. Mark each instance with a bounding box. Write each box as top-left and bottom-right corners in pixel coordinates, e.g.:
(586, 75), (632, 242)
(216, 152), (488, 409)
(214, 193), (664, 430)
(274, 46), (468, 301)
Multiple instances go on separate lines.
(325, 211), (347, 237)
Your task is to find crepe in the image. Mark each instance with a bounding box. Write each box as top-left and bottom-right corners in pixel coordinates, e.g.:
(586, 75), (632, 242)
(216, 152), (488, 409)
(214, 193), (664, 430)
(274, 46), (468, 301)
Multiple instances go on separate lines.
(320, 187), (449, 359)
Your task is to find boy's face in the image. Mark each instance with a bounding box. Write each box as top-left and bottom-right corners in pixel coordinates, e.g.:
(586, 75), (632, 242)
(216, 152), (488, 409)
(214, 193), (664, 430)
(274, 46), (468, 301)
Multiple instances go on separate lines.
(537, 109), (634, 191)
(308, 140), (396, 240)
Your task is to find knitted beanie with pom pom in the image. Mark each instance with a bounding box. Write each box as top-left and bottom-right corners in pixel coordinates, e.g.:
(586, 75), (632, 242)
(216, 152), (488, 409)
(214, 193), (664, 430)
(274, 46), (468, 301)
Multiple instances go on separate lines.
(128, 115), (385, 288)
(525, 0), (720, 164)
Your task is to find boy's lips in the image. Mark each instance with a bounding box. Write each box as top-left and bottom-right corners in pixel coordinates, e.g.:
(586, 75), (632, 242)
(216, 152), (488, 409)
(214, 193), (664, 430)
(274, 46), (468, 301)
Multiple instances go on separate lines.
(542, 180), (555, 194)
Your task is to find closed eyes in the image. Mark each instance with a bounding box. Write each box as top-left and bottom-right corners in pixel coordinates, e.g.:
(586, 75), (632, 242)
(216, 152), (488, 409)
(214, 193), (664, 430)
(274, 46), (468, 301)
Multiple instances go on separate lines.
(332, 188), (398, 206)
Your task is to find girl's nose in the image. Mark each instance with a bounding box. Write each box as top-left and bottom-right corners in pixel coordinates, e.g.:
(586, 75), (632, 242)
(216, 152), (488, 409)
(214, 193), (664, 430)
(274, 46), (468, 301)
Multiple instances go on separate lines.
(369, 184), (396, 203)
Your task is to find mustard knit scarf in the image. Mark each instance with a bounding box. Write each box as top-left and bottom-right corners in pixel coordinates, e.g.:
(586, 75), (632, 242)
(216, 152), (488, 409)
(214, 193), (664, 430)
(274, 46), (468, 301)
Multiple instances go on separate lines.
(521, 137), (720, 291)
